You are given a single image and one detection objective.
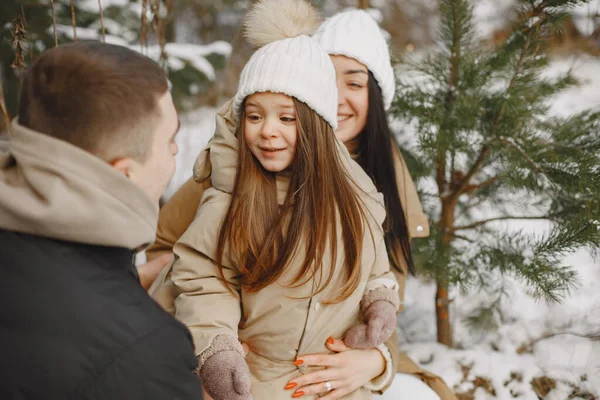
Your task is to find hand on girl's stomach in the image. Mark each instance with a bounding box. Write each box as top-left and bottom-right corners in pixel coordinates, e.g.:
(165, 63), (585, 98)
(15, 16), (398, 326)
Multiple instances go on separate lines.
(285, 338), (386, 399)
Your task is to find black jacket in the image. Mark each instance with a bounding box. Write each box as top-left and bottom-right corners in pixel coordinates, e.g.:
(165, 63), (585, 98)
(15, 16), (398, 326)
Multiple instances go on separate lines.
(0, 230), (203, 400)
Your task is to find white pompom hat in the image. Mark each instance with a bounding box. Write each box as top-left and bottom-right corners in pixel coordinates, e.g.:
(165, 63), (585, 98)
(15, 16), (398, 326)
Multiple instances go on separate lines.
(313, 9), (395, 110)
(233, 0), (338, 130)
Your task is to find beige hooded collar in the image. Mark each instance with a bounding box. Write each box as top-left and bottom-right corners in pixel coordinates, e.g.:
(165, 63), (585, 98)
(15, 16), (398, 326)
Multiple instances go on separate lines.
(0, 120), (158, 250)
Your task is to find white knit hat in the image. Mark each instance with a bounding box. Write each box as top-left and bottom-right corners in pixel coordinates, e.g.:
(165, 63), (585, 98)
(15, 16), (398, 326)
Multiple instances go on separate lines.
(233, 0), (338, 130)
(313, 9), (395, 110)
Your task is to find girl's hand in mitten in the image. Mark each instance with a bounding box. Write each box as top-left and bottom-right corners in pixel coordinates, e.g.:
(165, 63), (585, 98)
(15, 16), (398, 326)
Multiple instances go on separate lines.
(343, 287), (400, 349)
(196, 335), (252, 400)
(199, 351), (252, 400)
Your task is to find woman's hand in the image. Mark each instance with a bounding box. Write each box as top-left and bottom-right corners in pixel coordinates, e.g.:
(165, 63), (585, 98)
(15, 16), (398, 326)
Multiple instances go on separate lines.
(285, 338), (386, 399)
(136, 253), (173, 290)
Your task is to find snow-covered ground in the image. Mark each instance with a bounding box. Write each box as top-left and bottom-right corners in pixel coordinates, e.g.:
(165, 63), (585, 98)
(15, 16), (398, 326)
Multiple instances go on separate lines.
(163, 55), (600, 400)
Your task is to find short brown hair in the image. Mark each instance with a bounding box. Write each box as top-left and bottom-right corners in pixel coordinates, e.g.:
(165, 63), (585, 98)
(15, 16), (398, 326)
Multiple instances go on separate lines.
(18, 41), (169, 162)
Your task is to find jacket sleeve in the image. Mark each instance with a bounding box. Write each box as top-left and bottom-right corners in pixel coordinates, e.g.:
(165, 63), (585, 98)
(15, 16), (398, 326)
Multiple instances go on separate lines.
(364, 329), (399, 394)
(170, 206), (242, 359)
(355, 200), (398, 393)
(391, 142), (430, 239)
(392, 261), (407, 313)
(146, 178), (211, 261)
(81, 323), (203, 400)
(364, 226), (400, 300)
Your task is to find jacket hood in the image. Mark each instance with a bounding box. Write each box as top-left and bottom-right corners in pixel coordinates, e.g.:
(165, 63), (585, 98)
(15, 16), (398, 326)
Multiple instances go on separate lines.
(0, 120), (158, 250)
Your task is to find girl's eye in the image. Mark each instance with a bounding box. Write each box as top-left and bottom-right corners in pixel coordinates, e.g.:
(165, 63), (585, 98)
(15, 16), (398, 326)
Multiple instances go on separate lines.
(349, 82), (363, 89)
(281, 116), (296, 122)
(247, 114), (261, 121)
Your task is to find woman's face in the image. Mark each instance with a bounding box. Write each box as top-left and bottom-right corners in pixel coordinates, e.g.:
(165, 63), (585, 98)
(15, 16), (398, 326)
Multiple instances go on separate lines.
(331, 55), (370, 143)
(243, 92), (298, 173)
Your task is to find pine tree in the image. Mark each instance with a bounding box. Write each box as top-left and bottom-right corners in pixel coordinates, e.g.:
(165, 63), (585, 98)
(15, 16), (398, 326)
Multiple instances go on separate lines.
(393, 0), (600, 347)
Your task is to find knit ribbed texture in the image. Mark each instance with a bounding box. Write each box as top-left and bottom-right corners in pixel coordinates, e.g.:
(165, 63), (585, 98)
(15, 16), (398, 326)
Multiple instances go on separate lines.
(233, 35), (338, 130)
(313, 9), (395, 110)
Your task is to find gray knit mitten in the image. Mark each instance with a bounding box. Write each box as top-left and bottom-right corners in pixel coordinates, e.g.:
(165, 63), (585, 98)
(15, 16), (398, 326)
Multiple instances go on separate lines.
(197, 335), (253, 400)
(344, 287), (400, 349)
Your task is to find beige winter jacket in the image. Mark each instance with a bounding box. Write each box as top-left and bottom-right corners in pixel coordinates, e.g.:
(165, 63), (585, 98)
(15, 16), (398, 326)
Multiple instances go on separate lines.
(150, 99), (399, 399)
(0, 120), (157, 249)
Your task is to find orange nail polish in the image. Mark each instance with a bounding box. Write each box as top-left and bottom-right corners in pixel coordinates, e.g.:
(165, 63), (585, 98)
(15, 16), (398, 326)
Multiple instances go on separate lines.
(294, 359), (304, 366)
(292, 391), (305, 398)
(327, 336), (334, 345)
(285, 382), (297, 390)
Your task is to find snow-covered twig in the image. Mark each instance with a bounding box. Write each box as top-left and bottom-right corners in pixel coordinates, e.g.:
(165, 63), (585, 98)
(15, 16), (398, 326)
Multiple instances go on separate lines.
(453, 213), (560, 231)
(518, 330), (600, 354)
(98, 0), (106, 42)
(500, 137), (541, 171)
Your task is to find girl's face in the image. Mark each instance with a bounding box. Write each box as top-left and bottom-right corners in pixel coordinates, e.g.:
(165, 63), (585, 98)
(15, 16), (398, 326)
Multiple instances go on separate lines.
(331, 55), (370, 144)
(244, 92), (298, 173)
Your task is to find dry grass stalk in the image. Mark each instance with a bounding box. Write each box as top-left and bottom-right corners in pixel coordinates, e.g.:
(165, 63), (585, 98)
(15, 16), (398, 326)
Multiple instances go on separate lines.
(140, 0), (150, 51)
(150, 0), (168, 65)
(0, 83), (12, 135)
(10, 17), (28, 93)
(19, 0), (34, 62)
(157, 0), (173, 66)
(49, 0), (58, 47)
(70, 0), (77, 41)
(531, 376), (557, 398)
(97, 0), (106, 42)
(150, 0), (161, 33)
(10, 19), (27, 72)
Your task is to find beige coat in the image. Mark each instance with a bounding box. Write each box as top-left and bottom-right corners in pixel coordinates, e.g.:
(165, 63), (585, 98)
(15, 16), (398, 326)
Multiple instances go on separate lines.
(151, 100), (399, 399)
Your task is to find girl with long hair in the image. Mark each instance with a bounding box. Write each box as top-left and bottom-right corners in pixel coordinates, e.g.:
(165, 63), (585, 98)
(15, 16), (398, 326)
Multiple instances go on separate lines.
(153, 1), (402, 399)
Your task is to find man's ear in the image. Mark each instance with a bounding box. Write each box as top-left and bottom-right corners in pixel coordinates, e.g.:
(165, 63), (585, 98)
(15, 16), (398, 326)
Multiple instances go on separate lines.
(110, 157), (135, 178)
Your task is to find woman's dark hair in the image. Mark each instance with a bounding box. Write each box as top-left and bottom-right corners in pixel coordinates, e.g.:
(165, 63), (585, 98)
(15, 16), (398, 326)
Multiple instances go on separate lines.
(355, 72), (415, 275)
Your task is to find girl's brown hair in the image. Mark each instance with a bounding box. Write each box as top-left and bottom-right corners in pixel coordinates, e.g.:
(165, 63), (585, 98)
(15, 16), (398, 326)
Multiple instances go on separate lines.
(216, 98), (369, 303)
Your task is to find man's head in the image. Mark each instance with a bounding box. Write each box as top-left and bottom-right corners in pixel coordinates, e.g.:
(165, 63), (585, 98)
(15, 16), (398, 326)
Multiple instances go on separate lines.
(18, 41), (179, 204)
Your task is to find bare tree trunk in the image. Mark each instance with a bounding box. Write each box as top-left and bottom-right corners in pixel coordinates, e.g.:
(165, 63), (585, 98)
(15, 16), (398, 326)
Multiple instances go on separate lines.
(435, 283), (452, 346)
(435, 197), (456, 347)
(358, 0), (369, 9)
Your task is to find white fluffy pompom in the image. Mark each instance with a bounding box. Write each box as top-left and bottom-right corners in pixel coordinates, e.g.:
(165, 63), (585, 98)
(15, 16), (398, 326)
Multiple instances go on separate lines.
(243, 0), (321, 49)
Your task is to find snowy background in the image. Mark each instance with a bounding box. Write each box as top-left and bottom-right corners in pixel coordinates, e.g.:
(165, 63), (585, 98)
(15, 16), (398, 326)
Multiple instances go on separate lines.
(2, 1), (598, 398)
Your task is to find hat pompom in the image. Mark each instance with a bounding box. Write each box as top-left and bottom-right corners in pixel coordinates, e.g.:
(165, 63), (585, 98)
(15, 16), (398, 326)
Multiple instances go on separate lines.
(244, 0), (321, 49)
